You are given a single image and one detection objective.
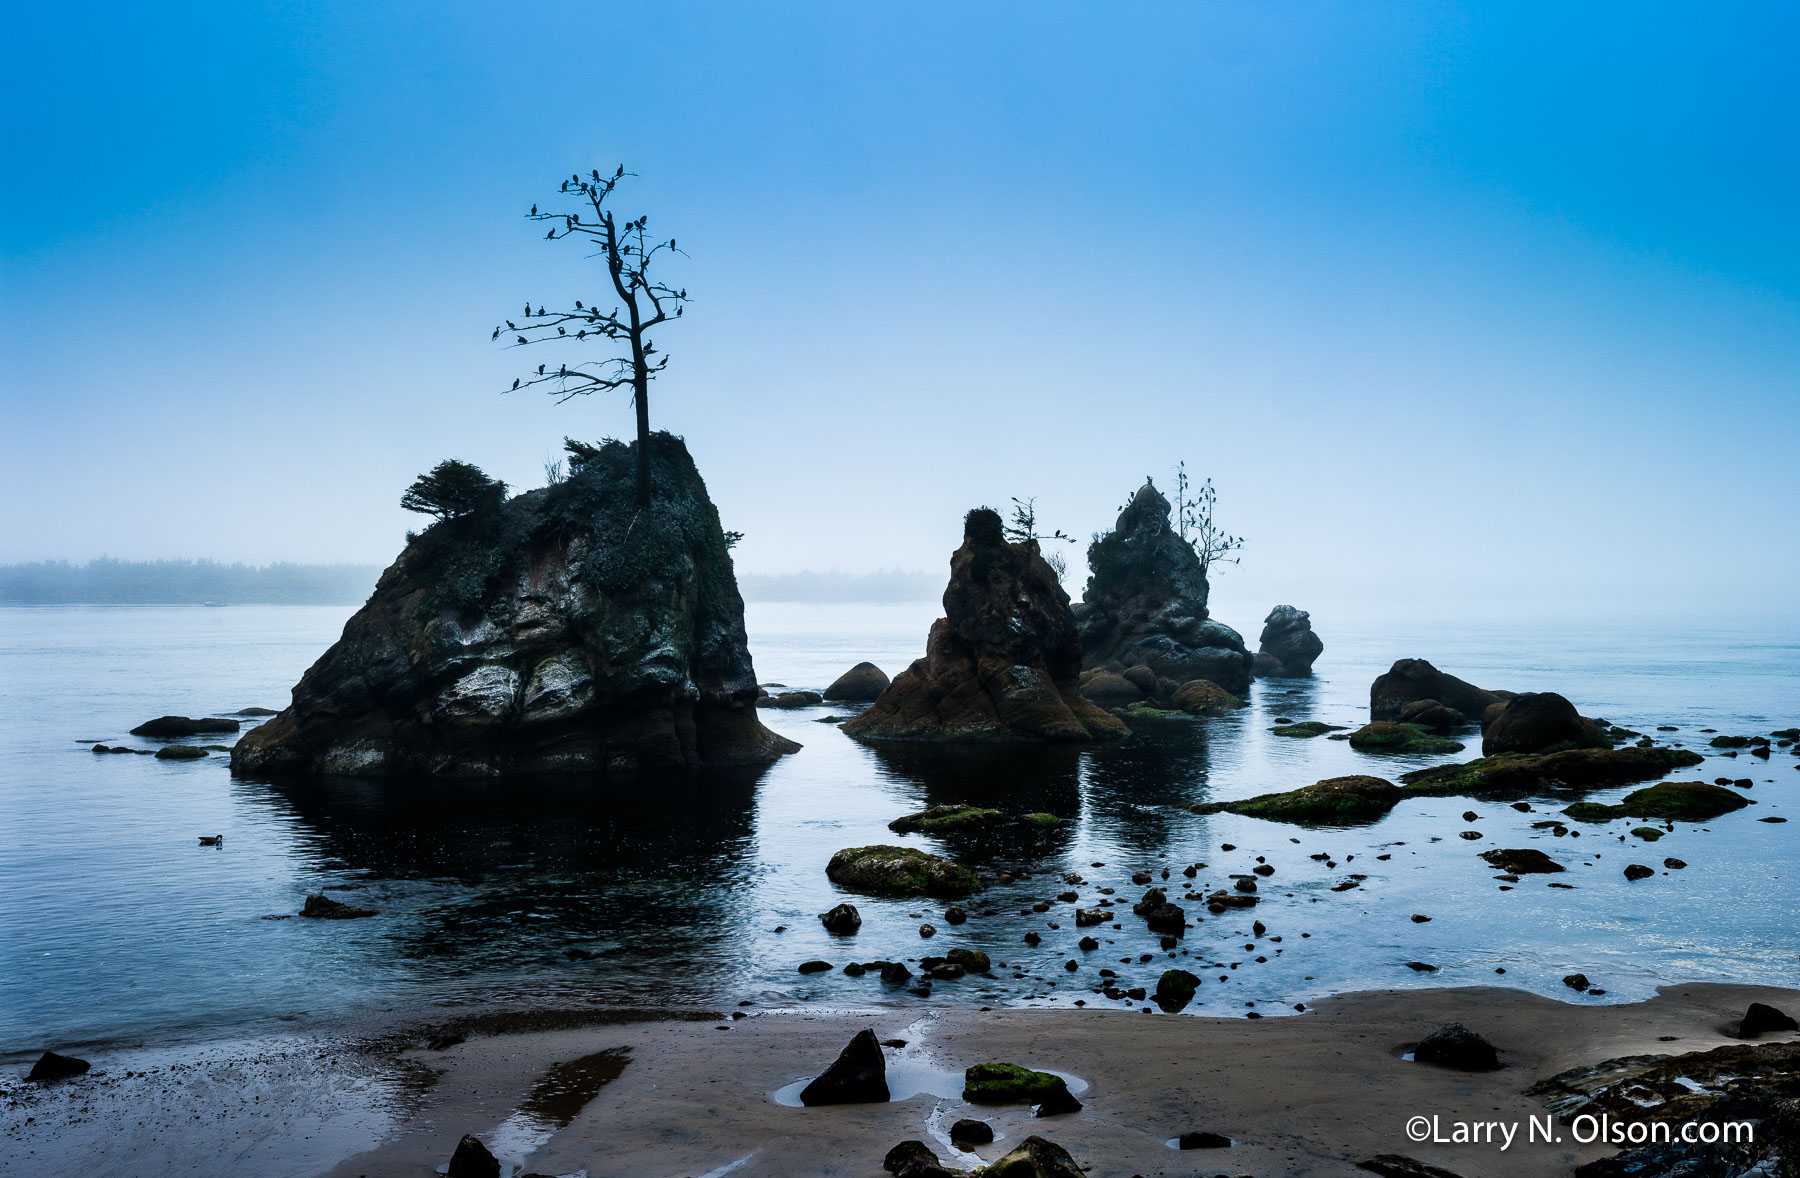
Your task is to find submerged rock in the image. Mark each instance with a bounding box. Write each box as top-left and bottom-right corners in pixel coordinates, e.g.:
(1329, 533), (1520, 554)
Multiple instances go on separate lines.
(1186, 775), (1404, 826)
(1255, 604), (1323, 677)
(825, 845), (981, 897)
(1270, 720), (1342, 738)
(1347, 722), (1465, 754)
(131, 715), (240, 737)
(1397, 699), (1465, 730)
(232, 435), (798, 777)
(1370, 660), (1510, 724)
(153, 745), (210, 760)
(800, 1028), (889, 1106)
(843, 509), (1126, 743)
(1562, 781), (1750, 823)
(823, 662), (890, 701)
(1075, 481), (1252, 697)
(300, 893), (377, 919)
(1483, 692), (1609, 756)
(1414, 1022), (1501, 1071)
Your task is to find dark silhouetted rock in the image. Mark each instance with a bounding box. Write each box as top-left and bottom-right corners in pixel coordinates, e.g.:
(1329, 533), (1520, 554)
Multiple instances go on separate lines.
(1076, 481), (1252, 697)
(447, 1134), (500, 1178)
(797, 959), (832, 974)
(1563, 973), (1591, 991)
(884, 1139), (944, 1176)
(1398, 699), (1464, 729)
(1738, 1002), (1798, 1037)
(1187, 775), (1403, 826)
(1256, 604), (1323, 677)
(826, 846), (980, 897)
(1622, 863), (1654, 881)
(1414, 1022), (1500, 1071)
(1401, 746), (1704, 797)
(980, 1134), (1086, 1177)
(26, 1051), (90, 1081)
(844, 509), (1126, 742)
(1483, 692), (1608, 756)
(1035, 1084), (1083, 1115)
(887, 804), (1006, 833)
(799, 1028), (889, 1105)
(1155, 968), (1201, 1012)
(232, 435), (799, 777)
(762, 690), (824, 709)
(300, 893), (376, 919)
(950, 1118), (994, 1143)
(1357, 1156), (1472, 1178)
(823, 661), (890, 702)
(819, 902), (861, 934)
(132, 715), (240, 737)
(1370, 659), (1510, 724)
(231, 707), (278, 716)
(154, 745), (209, 760)
(1170, 679), (1245, 715)
(1178, 1131), (1232, 1149)
(1479, 848), (1564, 874)
(1347, 722), (1464, 754)
(1075, 668), (1145, 704)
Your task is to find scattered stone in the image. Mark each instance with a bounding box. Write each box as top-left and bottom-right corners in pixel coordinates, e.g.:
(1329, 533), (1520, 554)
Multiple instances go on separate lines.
(1399, 699), (1466, 730)
(979, 1135), (1086, 1178)
(231, 706), (278, 716)
(919, 923), (937, 938)
(883, 1139), (940, 1175)
(824, 662), (890, 702)
(26, 1051), (90, 1081)
(1411, 913), (1431, 923)
(1629, 826), (1664, 841)
(154, 745), (209, 760)
(799, 1028), (889, 1106)
(1414, 1022), (1500, 1071)
(1402, 746), (1703, 797)
(1177, 1130), (1232, 1149)
(1270, 720), (1341, 738)
(1035, 1084), (1083, 1115)
(826, 846), (980, 897)
(1404, 961), (1438, 972)
(819, 902), (861, 934)
(1357, 1156), (1472, 1178)
(1663, 857), (1686, 869)
(300, 893), (376, 919)
(1478, 848), (1564, 874)
(1170, 679), (1246, 715)
(888, 804), (1007, 833)
(798, 960), (833, 974)
(949, 1118), (994, 1144)
(880, 962), (913, 984)
(1563, 973), (1591, 991)
(446, 1134), (501, 1178)
(1738, 1002), (1798, 1037)
(944, 905), (967, 924)
(1564, 780), (1751, 823)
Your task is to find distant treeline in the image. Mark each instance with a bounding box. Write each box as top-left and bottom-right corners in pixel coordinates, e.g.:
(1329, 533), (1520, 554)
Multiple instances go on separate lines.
(737, 569), (936, 603)
(0, 560), (382, 605)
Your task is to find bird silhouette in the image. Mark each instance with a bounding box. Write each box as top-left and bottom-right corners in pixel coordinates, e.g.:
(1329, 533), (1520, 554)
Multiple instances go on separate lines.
(575, 300), (584, 310)
(491, 328), (499, 340)
(557, 327), (566, 335)
(538, 364), (546, 375)
(516, 335), (527, 345)
(546, 229), (555, 239)
(512, 378), (520, 390)
(530, 204), (537, 216)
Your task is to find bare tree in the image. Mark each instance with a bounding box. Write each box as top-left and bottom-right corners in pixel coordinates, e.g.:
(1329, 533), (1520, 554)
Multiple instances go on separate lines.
(1173, 461), (1245, 580)
(496, 167), (688, 506)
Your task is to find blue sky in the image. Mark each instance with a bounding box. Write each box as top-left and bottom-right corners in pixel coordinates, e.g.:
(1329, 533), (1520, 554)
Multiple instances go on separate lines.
(3, 2), (1796, 619)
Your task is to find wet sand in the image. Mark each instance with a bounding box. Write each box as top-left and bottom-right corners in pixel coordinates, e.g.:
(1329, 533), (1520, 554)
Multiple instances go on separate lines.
(4, 982), (1797, 1177)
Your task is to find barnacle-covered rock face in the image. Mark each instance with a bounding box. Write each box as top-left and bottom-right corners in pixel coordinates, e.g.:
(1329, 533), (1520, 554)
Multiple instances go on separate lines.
(232, 433), (797, 778)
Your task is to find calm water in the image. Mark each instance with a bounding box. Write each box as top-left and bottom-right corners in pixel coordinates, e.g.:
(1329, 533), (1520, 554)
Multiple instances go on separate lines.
(1, 603), (1796, 1058)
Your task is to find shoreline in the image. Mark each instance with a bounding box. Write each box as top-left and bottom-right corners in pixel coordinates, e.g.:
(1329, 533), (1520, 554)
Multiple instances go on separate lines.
(6, 981), (1797, 1177)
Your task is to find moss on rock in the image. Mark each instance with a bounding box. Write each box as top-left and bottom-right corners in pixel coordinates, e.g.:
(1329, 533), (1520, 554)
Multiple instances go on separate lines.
(1562, 781), (1750, 823)
(962, 1062), (1068, 1103)
(1400, 746), (1704, 798)
(826, 845), (981, 897)
(1186, 775), (1404, 826)
(1348, 722), (1465, 754)
(1270, 721), (1342, 738)
(888, 804), (1006, 834)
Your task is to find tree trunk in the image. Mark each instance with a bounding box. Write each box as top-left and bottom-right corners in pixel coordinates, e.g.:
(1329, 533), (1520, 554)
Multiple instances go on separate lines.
(633, 374), (651, 506)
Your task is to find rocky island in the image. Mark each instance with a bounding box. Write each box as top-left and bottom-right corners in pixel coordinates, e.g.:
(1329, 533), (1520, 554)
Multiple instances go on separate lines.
(231, 434), (798, 776)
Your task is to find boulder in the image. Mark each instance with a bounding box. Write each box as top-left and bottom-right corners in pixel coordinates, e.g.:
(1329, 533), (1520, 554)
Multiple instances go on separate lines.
(300, 893), (377, 919)
(1357, 1157), (1472, 1178)
(949, 1118), (994, 1144)
(1252, 651), (1287, 676)
(980, 1136), (1086, 1178)
(823, 662), (890, 702)
(1370, 659), (1510, 724)
(1076, 669), (1144, 705)
(884, 1140), (949, 1177)
(1398, 699), (1464, 730)
(1186, 775), (1404, 826)
(131, 715), (240, 737)
(818, 903), (861, 934)
(843, 509), (1126, 743)
(826, 846), (980, 897)
(1479, 848), (1564, 874)
(1738, 1002), (1798, 1038)
(1561, 781), (1750, 823)
(1075, 481), (1252, 697)
(1347, 722), (1464, 754)
(446, 1134), (500, 1178)
(154, 745), (209, 760)
(799, 1028), (889, 1105)
(232, 434), (799, 777)
(1482, 692), (1608, 756)
(887, 804), (1005, 833)
(1400, 746), (1703, 797)
(963, 1062), (1069, 1103)
(1154, 968), (1200, 1012)
(1177, 1131), (1232, 1149)
(1256, 605), (1323, 677)
(26, 1051), (90, 1081)
(1170, 679), (1245, 715)
(1413, 1022), (1500, 1071)
(763, 690), (824, 709)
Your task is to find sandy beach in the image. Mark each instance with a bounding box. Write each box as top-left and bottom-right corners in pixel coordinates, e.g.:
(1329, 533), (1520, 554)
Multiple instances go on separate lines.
(4, 981), (1794, 1177)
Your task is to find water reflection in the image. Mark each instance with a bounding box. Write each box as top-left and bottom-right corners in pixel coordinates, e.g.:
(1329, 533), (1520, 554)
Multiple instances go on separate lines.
(859, 741), (1081, 869)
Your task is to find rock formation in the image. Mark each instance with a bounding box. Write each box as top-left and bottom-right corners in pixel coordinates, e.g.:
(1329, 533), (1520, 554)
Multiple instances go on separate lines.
(1074, 481), (1251, 697)
(1481, 691), (1607, 755)
(842, 509), (1125, 742)
(1369, 659), (1511, 723)
(1254, 605), (1323, 677)
(823, 662), (889, 701)
(232, 434), (798, 777)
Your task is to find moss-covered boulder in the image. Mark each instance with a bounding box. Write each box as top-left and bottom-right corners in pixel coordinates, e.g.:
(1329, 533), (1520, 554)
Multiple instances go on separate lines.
(979, 1136), (1087, 1178)
(826, 845), (981, 897)
(1186, 775), (1404, 826)
(962, 1062), (1069, 1103)
(888, 804), (1006, 833)
(843, 510), (1127, 743)
(1482, 692), (1610, 756)
(1075, 481), (1252, 696)
(1171, 679), (1245, 715)
(946, 948), (991, 973)
(1347, 722), (1465, 754)
(1017, 812), (1061, 829)
(1154, 968), (1200, 1012)
(1479, 848), (1564, 874)
(232, 434), (798, 777)
(1270, 721), (1342, 738)
(1562, 781), (1751, 823)
(1400, 746), (1704, 797)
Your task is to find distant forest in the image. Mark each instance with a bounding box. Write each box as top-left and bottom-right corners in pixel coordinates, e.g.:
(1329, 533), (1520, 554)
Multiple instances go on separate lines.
(0, 561), (936, 605)
(0, 560), (383, 605)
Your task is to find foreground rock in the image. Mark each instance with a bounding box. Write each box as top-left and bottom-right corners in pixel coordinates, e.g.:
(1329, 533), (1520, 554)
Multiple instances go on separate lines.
(26, 1051), (90, 1081)
(1357, 1157), (1471, 1178)
(826, 846), (981, 897)
(1155, 968), (1201, 1012)
(1401, 746), (1703, 796)
(1482, 692), (1608, 755)
(823, 662), (889, 701)
(800, 1028), (889, 1105)
(1737, 1002), (1798, 1037)
(131, 715), (239, 737)
(1075, 481), (1252, 697)
(1413, 1022), (1500, 1071)
(963, 1062), (1072, 1104)
(1255, 605), (1323, 677)
(1562, 781), (1750, 823)
(1186, 776), (1403, 826)
(446, 1134), (500, 1178)
(980, 1135), (1086, 1178)
(818, 903), (861, 934)
(883, 1139), (952, 1177)
(1370, 660), (1510, 724)
(233, 434), (798, 777)
(843, 509), (1126, 743)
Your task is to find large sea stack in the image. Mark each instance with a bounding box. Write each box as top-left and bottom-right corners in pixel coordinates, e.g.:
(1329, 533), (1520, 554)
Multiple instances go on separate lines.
(1075, 482), (1252, 697)
(232, 434), (799, 777)
(842, 509), (1126, 742)
(1254, 604), (1323, 677)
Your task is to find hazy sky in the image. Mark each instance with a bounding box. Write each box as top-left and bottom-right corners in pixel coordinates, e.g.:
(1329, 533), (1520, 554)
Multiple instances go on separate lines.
(4, 3), (1797, 621)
